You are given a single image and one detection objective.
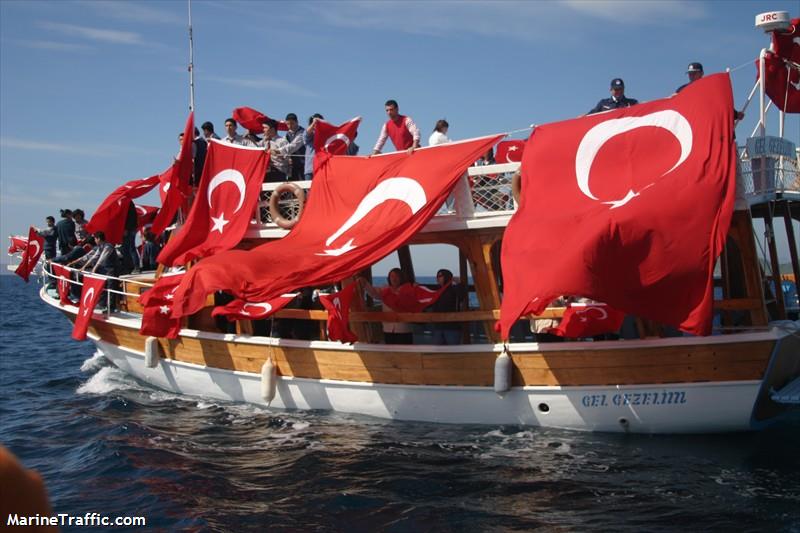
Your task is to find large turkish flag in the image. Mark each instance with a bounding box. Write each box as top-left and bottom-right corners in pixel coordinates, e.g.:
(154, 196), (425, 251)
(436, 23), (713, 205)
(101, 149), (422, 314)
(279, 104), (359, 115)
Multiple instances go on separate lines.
(170, 135), (501, 318)
(139, 272), (184, 338)
(211, 294), (297, 322)
(498, 73), (737, 338)
(157, 140), (269, 267)
(14, 227), (44, 282)
(72, 275), (107, 341)
(314, 117), (361, 156)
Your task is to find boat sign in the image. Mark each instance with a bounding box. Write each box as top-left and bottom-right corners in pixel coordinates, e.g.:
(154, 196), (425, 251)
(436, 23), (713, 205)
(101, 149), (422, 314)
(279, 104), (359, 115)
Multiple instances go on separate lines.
(581, 390), (688, 408)
(746, 136), (797, 159)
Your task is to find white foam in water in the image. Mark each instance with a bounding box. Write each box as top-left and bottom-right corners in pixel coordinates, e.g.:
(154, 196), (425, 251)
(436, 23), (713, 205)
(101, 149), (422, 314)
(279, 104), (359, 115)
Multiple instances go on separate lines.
(76, 366), (139, 395)
(80, 350), (107, 373)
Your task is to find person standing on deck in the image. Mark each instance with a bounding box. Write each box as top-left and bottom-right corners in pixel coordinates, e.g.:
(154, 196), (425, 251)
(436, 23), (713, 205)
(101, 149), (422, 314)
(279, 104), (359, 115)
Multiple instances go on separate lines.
(588, 78), (638, 115)
(55, 209), (76, 256)
(428, 119), (450, 146)
(221, 118), (247, 146)
(72, 209), (89, 245)
(36, 216), (58, 260)
(284, 113), (306, 181)
(675, 62), (745, 120)
(372, 99), (420, 155)
(429, 269), (465, 345)
(258, 119), (290, 182)
(201, 121), (220, 141)
(303, 113), (324, 180)
(359, 268), (415, 345)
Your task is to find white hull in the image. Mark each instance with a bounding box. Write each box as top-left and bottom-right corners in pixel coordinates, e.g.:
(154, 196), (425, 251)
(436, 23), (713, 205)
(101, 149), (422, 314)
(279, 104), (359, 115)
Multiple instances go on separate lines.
(94, 337), (764, 434)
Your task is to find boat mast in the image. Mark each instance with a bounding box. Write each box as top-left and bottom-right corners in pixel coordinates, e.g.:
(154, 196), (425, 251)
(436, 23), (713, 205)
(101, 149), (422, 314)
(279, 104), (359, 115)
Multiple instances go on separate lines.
(188, 0), (195, 112)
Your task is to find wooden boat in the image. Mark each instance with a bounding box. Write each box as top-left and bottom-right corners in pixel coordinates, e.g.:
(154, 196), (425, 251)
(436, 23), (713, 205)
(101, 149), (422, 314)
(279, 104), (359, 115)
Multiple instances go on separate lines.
(29, 14), (800, 434)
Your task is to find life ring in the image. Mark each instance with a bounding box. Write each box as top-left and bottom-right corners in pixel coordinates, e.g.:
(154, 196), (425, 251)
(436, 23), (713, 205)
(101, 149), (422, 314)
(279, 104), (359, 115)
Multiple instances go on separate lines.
(511, 170), (522, 205)
(269, 182), (305, 229)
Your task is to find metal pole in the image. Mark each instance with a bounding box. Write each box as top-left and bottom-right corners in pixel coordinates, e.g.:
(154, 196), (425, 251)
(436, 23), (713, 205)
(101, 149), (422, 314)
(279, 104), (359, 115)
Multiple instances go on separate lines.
(188, 0), (195, 112)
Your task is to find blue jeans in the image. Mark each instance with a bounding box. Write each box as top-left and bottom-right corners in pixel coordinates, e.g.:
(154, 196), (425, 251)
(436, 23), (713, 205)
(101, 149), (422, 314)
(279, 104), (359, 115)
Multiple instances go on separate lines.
(433, 329), (461, 345)
(120, 230), (139, 272)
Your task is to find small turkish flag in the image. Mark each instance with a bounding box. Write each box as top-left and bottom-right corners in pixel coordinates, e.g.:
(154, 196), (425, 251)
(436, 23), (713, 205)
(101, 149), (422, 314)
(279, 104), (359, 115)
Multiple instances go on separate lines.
(85, 174), (160, 244)
(318, 283), (358, 343)
(495, 140), (526, 163)
(139, 273), (184, 338)
(8, 235), (28, 254)
(51, 263), (73, 306)
(381, 283), (449, 313)
(233, 106), (288, 132)
(72, 275), (106, 341)
(550, 303), (625, 338)
(211, 294), (296, 321)
(314, 117), (361, 156)
(157, 140), (269, 267)
(14, 227), (44, 282)
(135, 204), (159, 229)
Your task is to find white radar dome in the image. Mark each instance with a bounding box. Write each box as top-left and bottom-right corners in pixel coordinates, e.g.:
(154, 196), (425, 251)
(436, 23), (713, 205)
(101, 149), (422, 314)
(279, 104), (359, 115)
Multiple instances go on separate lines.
(755, 11), (791, 33)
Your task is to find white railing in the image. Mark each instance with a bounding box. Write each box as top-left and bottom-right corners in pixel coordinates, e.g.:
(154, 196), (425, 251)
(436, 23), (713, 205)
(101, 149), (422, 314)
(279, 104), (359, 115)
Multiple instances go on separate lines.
(737, 145), (800, 196)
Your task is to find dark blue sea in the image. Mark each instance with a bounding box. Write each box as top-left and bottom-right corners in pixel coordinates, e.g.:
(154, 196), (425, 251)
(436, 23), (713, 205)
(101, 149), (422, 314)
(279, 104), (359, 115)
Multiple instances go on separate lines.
(1, 274), (799, 532)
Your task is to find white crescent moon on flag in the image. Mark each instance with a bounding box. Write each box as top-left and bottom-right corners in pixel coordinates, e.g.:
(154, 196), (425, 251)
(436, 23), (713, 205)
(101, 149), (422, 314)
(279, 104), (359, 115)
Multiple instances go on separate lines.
(136, 205), (146, 215)
(323, 133), (351, 152)
(207, 169), (246, 213)
(28, 241), (40, 263)
(324, 177), (427, 247)
(82, 288), (95, 316)
(505, 146), (522, 163)
(575, 110), (692, 207)
(241, 302), (272, 317)
(575, 305), (608, 321)
(163, 182), (171, 194)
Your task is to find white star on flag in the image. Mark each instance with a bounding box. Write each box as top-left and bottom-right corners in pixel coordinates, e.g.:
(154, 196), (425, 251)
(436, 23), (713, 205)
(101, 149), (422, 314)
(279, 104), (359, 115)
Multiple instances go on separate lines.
(210, 213), (229, 233)
(159, 305), (171, 315)
(508, 146), (518, 151)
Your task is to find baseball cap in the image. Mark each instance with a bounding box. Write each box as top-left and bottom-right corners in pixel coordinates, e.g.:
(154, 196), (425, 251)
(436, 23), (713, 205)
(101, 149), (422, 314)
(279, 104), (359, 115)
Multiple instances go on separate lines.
(610, 78), (625, 89)
(687, 62), (703, 73)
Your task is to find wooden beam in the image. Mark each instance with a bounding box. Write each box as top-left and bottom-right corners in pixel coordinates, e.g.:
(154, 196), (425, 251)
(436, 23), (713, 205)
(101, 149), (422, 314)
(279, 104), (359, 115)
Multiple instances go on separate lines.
(765, 204), (787, 319)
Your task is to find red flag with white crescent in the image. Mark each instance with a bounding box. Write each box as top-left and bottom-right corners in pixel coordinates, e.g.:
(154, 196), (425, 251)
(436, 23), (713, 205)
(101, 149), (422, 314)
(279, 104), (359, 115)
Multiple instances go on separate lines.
(318, 283), (358, 343)
(498, 73), (736, 338)
(211, 294), (296, 321)
(135, 204), (159, 229)
(314, 117), (361, 156)
(151, 112), (194, 236)
(14, 227), (44, 282)
(380, 283), (449, 313)
(494, 140), (526, 163)
(8, 235), (28, 254)
(85, 174), (161, 244)
(550, 303), (625, 338)
(139, 273), (184, 338)
(157, 140), (269, 267)
(169, 135), (502, 319)
(72, 275), (106, 341)
(51, 263), (73, 306)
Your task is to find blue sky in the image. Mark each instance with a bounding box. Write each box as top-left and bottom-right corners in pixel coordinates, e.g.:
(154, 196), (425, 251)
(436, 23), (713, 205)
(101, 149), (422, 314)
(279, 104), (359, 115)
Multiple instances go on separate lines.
(1, 0), (798, 274)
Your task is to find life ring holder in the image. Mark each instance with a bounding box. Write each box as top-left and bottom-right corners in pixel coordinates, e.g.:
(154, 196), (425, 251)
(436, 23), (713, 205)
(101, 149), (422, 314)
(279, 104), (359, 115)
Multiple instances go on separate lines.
(511, 170), (522, 205)
(269, 182), (305, 229)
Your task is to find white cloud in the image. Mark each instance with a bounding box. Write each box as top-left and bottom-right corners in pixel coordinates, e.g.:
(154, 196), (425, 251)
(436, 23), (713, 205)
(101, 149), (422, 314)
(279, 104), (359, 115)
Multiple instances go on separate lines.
(204, 75), (317, 98)
(11, 39), (93, 52)
(0, 138), (161, 158)
(75, 0), (184, 25)
(562, 0), (708, 23)
(38, 21), (147, 45)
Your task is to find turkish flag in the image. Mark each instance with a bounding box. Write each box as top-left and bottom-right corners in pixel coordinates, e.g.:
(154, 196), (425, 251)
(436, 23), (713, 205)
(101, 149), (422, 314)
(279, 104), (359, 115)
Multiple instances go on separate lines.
(139, 273), (184, 338)
(550, 303), (625, 338)
(72, 275), (106, 341)
(759, 53), (800, 113)
(381, 283), (448, 312)
(211, 293), (296, 321)
(135, 204), (159, 229)
(14, 227), (44, 282)
(151, 112), (194, 236)
(8, 235), (28, 254)
(85, 174), (160, 244)
(314, 117), (361, 156)
(157, 140), (269, 267)
(233, 106), (288, 133)
(319, 283), (358, 343)
(494, 140), (526, 163)
(51, 263), (73, 306)
(169, 135), (502, 318)
(498, 73), (737, 338)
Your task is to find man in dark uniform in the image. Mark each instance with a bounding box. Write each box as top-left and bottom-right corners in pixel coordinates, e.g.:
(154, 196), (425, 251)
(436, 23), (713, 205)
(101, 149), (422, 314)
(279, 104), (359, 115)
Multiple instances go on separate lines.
(588, 78), (638, 114)
(676, 62), (705, 93)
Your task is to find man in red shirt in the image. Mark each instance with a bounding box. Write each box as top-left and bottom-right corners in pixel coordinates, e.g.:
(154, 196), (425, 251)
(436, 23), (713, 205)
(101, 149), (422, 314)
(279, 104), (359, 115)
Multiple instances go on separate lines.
(372, 99), (421, 155)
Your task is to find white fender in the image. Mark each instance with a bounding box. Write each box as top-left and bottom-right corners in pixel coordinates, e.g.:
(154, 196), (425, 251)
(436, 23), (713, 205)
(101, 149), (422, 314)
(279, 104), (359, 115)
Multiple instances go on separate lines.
(261, 357), (277, 405)
(144, 336), (160, 368)
(494, 346), (512, 395)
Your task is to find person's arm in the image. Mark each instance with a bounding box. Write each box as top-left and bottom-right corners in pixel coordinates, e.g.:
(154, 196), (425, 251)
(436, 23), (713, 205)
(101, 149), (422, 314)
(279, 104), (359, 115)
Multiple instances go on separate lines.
(358, 277), (381, 299)
(91, 245), (112, 274)
(285, 131), (305, 154)
(372, 123), (388, 154)
(406, 117), (421, 151)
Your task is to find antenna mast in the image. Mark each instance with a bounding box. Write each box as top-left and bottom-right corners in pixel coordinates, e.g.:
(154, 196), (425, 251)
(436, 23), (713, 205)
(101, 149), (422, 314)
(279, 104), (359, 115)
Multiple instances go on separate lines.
(188, 0), (195, 112)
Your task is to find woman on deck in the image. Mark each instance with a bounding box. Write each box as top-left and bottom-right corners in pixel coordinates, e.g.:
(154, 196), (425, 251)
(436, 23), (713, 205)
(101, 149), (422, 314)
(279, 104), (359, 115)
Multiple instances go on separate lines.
(359, 268), (416, 344)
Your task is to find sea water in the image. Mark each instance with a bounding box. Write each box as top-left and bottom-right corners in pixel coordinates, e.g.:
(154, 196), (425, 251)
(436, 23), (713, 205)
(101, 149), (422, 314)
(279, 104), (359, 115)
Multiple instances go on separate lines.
(1, 275), (799, 531)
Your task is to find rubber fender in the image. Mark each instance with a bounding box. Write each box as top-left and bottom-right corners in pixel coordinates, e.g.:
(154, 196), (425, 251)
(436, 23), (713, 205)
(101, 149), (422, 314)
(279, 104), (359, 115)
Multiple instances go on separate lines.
(261, 357), (277, 405)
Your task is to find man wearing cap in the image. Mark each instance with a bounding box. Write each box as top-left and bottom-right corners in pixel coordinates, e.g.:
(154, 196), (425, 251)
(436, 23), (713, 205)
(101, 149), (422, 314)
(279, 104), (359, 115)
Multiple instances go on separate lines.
(676, 62), (705, 93)
(588, 78), (638, 115)
(372, 99), (421, 155)
(284, 113), (306, 181)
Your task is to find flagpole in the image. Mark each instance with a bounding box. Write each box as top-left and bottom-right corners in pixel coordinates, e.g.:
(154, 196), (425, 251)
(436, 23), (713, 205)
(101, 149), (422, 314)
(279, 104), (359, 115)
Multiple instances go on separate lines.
(188, 0), (195, 112)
